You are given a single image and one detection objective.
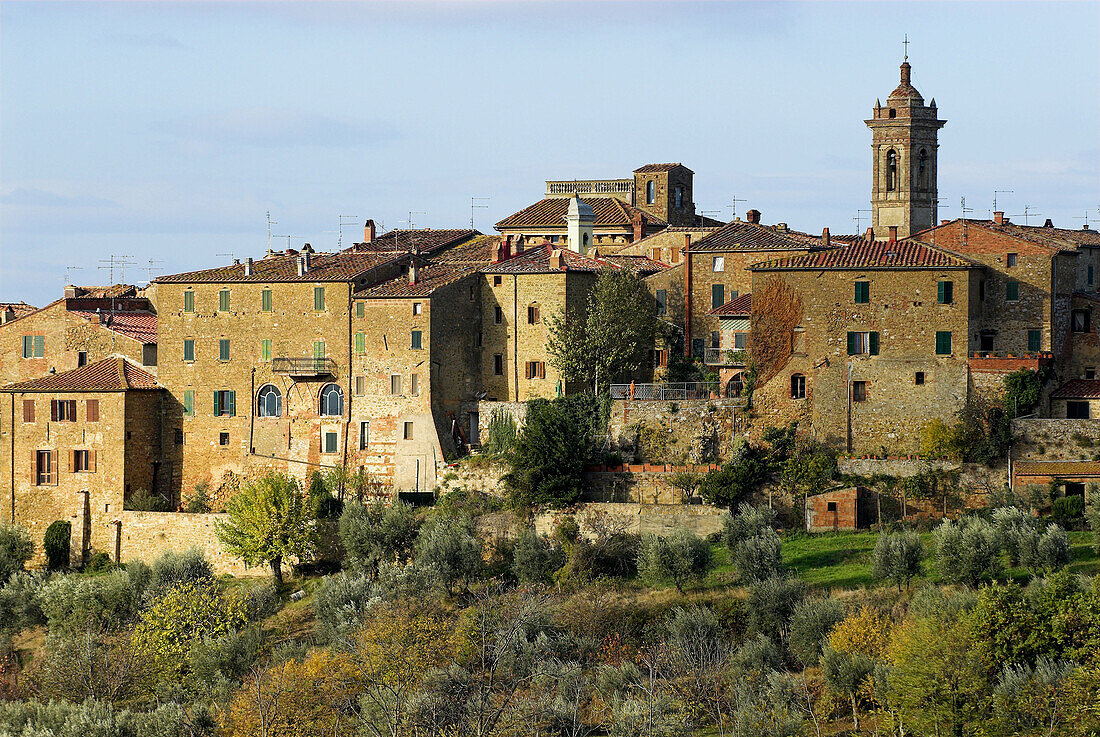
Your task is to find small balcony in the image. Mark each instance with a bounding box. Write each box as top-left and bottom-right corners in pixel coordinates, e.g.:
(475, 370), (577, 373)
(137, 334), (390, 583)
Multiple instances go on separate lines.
(967, 351), (1053, 372)
(272, 357), (337, 377)
(704, 347), (749, 366)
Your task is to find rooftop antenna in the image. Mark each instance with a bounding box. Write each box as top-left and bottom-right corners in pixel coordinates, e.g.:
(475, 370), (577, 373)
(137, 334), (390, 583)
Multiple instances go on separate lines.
(323, 215), (360, 250)
(266, 211), (277, 251)
(1075, 212), (1095, 229)
(961, 197), (975, 248)
(216, 252), (235, 264)
(64, 266), (84, 285)
(98, 255), (135, 284)
(470, 197), (490, 230)
(853, 209), (872, 231)
(398, 211), (426, 256)
(993, 190), (1014, 213)
(931, 199), (950, 245)
(1009, 205), (1041, 226)
(402, 211), (426, 230)
(143, 259), (164, 282)
(273, 235), (306, 251)
(727, 195), (747, 217)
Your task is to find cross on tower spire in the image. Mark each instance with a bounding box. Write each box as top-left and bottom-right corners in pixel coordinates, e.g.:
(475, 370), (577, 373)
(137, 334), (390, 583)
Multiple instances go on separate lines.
(903, 34), (909, 61)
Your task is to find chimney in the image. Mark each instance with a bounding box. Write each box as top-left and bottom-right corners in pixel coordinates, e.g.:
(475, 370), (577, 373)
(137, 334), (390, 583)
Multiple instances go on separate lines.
(549, 249), (564, 270)
(1044, 219), (1054, 228)
(775, 222), (788, 232)
(865, 227), (875, 240)
(364, 219), (376, 243)
(503, 235), (512, 260)
(993, 211), (1006, 225)
(408, 258), (419, 285)
(297, 255), (309, 276)
(822, 227), (831, 248)
(888, 226), (898, 243)
(302, 242), (315, 253)
(746, 209), (761, 224)
(94, 307), (103, 324)
(244, 257), (253, 276)
(632, 211), (645, 242)
(233, 258), (240, 265)
(64, 286), (76, 299)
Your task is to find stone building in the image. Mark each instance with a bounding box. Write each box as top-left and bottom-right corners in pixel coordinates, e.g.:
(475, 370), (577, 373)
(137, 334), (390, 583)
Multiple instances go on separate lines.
(0, 285), (156, 386)
(1048, 379), (1100, 419)
(0, 302), (37, 325)
(0, 357), (162, 566)
(747, 238), (980, 453)
(866, 60), (945, 239)
(594, 225), (722, 266)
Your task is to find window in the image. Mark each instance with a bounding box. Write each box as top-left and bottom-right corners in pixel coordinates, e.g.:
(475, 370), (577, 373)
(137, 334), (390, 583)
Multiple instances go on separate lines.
(790, 374), (806, 399)
(323, 431), (338, 454)
(493, 275), (503, 287)
(1067, 401), (1091, 419)
(262, 288), (273, 312)
(655, 289), (667, 316)
(915, 371), (925, 385)
(175, 429), (184, 445)
(36, 450), (54, 485)
(77, 351), (88, 367)
(646, 179), (655, 205)
(653, 350), (668, 368)
(493, 354), (504, 376)
(73, 450), (92, 473)
(469, 285), (476, 302)
(390, 374), (402, 395)
(313, 341), (326, 359)
(184, 339), (195, 362)
(886, 149), (898, 191)
(1087, 367), (1097, 380)
(52, 400), (76, 422)
(712, 256), (725, 272)
(1090, 265), (1095, 286)
(854, 281), (870, 304)
(846, 331), (879, 356)
(354, 331), (365, 354)
(734, 333), (747, 350)
(183, 290), (195, 313)
(403, 421), (413, 440)
(320, 384), (343, 416)
(691, 338), (705, 358)
(937, 281), (953, 304)
(1073, 310), (1091, 333)
(528, 304), (540, 324)
(86, 399), (99, 422)
(213, 390), (236, 417)
(411, 373), (420, 396)
(526, 361), (546, 379)
(219, 432), (230, 446)
(1007, 280), (1020, 301)
(21, 335), (44, 358)
(257, 384), (281, 417)
(1006, 253), (1018, 268)
(1028, 330), (1042, 352)
(583, 233), (590, 250)
(183, 390), (195, 417)
(355, 376), (366, 396)
(852, 381), (868, 402)
(674, 185), (684, 209)
(411, 330), (422, 350)
(356, 301), (365, 318)
(494, 306), (503, 324)
(22, 400), (34, 423)
(712, 284), (725, 310)
(219, 339), (230, 361)
(476, 332), (483, 348)
(979, 280), (986, 300)
(710, 331), (720, 349)
(412, 302), (422, 316)
(918, 148), (928, 188)
(314, 286), (325, 311)
(359, 421), (369, 450)
(260, 339), (272, 362)
(827, 501), (838, 512)
(935, 331), (952, 355)
(218, 289), (231, 312)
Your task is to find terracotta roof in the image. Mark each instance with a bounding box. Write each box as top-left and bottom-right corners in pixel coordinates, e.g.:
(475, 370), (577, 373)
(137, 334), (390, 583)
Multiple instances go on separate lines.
(496, 197), (667, 230)
(1014, 461), (1100, 477)
(429, 234), (500, 263)
(1, 357), (160, 393)
(690, 220), (822, 253)
(749, 240), (974, 270)
(710, 293), (752, 316)
(481, 245), (611, 274)
(634, 163), (690, 173)
(599, 255), (669, 276)
(357, 236), (499, 298)
(918, 219), (1082, 255)
(69, 284), (137, 299)
(998, 222), (1100, 250)
(156, 250), (398, 284)
(351, 229), (479, 254)
(888, 62), (924, 103)
(70, 310), (157, 343)
(1, 302), (37, 319)
(1050, 379), (1100, 400)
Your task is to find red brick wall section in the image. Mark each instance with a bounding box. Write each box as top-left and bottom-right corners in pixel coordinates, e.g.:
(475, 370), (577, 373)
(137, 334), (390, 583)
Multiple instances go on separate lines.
(805, 487), (860, 532)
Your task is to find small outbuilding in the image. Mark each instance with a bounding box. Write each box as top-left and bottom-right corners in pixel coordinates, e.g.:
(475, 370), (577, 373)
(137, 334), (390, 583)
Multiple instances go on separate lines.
(805, 486), (873, 532)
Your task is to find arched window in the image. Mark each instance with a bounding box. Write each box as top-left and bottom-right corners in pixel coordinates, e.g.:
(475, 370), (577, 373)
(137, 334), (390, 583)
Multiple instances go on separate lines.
(918, 148), (928, 188)
(582, 232), (590, 251)
(886, 150), (898, 192)
(319, 384), (344, 416)
(790, 374), (806, 400)
(646, 180), (656, 205)
(257, 384), (281, 417)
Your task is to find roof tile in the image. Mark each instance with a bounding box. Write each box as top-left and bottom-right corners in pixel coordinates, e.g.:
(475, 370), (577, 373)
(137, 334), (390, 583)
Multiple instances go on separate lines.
(2, 357), (160, 393)
(1050, 379), (1100, 400)
(749, 240), (973, 270)
(70, 310), (157, 343)
(690, 220), (822, 253)
(709, 293), (752, 316)
(1014, 460), (1100, 477)
(496, 197), (667, 230)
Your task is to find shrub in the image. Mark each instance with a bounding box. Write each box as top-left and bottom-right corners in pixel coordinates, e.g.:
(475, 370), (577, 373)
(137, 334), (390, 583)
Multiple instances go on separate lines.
(992, 506), (1040, 565)
(732, 529), (785, 584)
(39, 569), (139, 633)
(920, 418), (961, 460)
(560, 532), (641, 583)
(483, 406), (519, 457)
(414, 514), (483, 595)
(511, 528), (564, 584)
(314, 571), (377, 644)
(126, 489), (171, 512)
(730, 633), (783, 677)
(339, 500), (419, 577)
(239, 579), (281, 621)
(84, 552), (115, 573)
(746, 575), (805, 646)
(1028, 525), (1071, 574)
(183, 481), (213, 513)
(0, 570), (48, 632)
(697, 449), (771, 509)
(1052, 495), (1085, 526)
(722, 503), (778, 552)
(505, 397), (590, 508)
(637, 528), (712, 593)
(0, 698), (188, 736)
(934, 517), (1001, 587)
(186, 624), (265, 699)
(149, 547), (215, 596)
(0, 522), (34, 583)
(872, 530), (923, 591)
(433, 487), (502, 519)
(788, 597), (844, 667)
(43, 520), (71, 570)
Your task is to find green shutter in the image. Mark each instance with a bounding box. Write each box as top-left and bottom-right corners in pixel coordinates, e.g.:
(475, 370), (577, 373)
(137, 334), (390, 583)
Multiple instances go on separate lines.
(869, 332), (879, 355)
(183, 291), (194, 312)
(712, 284), (724, 310)
(184, 339), (194, 362)
(213, 391), (220, 416)
(22, 336), (31, 358)
(313, 341), (325, 359)
(855, 281), (869, 304)
(219, 289), (230, 311)
(314, 287), (325, 311)
(261, 339), (271, 362)
(936, 331), (952, 355)
(355, 332), (365, 354)
(219, 339), (229, 361)
(262, 289), (272, 312)
(33, 335), (44, 357)
(1007, 281), (1019, 301)
(183, 390), (194, 417)
(356, 301), (365, 318)
(847, 332), (856, 355)
(1028, 330), (1041, 352)
(411, 330), (422, 349)
(228, 391), (236, 417)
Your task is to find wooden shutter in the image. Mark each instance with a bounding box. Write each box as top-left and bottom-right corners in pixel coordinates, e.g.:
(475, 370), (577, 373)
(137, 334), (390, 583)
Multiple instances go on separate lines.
(68, 400), (76, 421)
(34, 335), (44, 357)
(22, 400), (34, 422)
(213, 391), (221, 416)
(525, 362), (532, 379)
(228, 391), (236, 417)
(89, 450), (96, 473)
(869, 332), (879, 355)
(846, 332), (856, 356)
(538, 362), (545, 379)
(86, 399), (99, 422)
(68, 450), (76, 473)
(50, 400), (58, 421)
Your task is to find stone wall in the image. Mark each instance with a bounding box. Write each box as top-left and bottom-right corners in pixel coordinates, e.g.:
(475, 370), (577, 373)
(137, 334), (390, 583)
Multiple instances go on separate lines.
(1012, 418), (1100, 461)
(116, 510), (266, 576)
(534, 502), (726, 539)
(607, 398), (744, 464)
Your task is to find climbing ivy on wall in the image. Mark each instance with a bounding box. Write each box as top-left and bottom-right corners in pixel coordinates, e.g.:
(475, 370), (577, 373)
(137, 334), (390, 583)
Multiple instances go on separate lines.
(750, 276), (803, 385)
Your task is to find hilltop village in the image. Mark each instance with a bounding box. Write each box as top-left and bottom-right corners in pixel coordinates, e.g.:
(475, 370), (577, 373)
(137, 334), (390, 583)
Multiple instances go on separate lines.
(2, 59), (1100, 570)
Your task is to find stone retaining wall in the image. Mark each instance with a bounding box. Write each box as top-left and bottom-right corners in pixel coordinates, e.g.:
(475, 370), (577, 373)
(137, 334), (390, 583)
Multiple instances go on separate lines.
(117, 510), (266, 576)
(534, 502), (726, 539)
(1012, 418), (1100, 461)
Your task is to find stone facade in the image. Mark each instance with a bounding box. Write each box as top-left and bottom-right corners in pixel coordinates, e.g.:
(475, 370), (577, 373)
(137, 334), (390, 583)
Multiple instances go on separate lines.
(533, 501), (726, 539)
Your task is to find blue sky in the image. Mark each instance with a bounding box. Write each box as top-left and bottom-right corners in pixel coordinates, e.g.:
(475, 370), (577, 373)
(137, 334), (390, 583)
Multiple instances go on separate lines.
(2, 1), (1098, 307)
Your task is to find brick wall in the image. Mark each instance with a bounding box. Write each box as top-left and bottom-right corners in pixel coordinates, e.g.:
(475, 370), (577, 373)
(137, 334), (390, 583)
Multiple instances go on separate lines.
(805, 487), (862, 532)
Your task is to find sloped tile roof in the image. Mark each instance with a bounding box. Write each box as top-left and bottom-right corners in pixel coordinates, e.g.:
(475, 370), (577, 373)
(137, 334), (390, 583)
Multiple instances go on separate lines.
(690, 220), (822, 253)
(156, 250), (398, 284)
(1014, 461), (1100, 477)
(1, 357), (160, 393)
(69, 284), (138, 298)
(496, 197), (667, 230)
(709, 293), (752, 316)
(70, 310), (157, 344)
(481, 245), (610, 274)
(599, 255), (669, 276)
(634, 163), (690, 173)
(352, 228), (479, 254)
(918, 219), (1082, 254)
(357, 236), (499, 298)
(749, 240), (974, 270)
(1050, 379), (1100, 400)
(429, 234), (500, 263)
(0, 302), (37, 319)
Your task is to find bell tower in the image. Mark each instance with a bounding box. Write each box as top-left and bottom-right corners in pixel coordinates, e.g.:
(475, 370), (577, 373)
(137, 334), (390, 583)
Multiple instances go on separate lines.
(866, 57), (945, 238)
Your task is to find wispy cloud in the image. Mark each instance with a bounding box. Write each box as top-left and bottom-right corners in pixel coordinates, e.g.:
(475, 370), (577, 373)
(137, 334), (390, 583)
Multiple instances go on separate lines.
(154, 107), (396, 150)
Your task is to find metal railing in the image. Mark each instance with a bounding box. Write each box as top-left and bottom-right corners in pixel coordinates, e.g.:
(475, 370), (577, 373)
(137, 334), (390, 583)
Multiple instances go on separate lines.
(272, 357), (337, 376)
(968, 351), (1053, 360)
(545, 179), (634, 197)
(704, 347), (749, 366)
(610, 382), (723, 401)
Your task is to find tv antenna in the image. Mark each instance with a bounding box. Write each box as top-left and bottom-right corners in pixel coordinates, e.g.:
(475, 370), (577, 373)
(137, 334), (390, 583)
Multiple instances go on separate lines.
(266, 211), (277, 251)
(470, 197), (490, 230)
(961, 197), (975, 248)
(324, 215), (360, 249)
(1075, 212), (1095, 229)
(402, 211), (426, 230)
(65, 266), (84, 285)
(1009, 205), (1041, 226)
(216, 252), (236, 264)
(853, 209), (872, 231)
(993, 190), (1014, 213)
(98, 255), (135, 284)
(727, 195), (747, 216)
(273, 236), (306, 251)
(143, 259), (164, 282)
